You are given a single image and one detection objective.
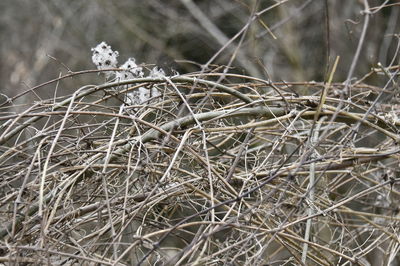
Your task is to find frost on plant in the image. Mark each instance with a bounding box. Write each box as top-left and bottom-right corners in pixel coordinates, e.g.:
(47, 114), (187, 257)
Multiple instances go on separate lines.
(149, 66), (166, 78)
(91, 41), (165, 107)
(123, 64), (164, 106)
(115, 58), (144, 80)
(91, 41), (119, 78)
(126, 87), (150, 106)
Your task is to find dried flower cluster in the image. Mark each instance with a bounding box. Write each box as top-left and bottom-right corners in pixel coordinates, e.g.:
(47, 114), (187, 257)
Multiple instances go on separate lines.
(91, 41), (165, 105)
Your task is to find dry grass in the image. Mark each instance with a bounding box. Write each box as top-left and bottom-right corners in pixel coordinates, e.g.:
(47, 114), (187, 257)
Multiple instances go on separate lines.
(0, 66), (399, 265)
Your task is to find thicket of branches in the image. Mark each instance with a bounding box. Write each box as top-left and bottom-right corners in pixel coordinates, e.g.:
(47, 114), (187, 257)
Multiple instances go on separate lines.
(0, 1), (399, 265)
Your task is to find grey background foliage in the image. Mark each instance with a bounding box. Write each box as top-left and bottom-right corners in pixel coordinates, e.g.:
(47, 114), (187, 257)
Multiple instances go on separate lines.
(1, 0), (398, 101)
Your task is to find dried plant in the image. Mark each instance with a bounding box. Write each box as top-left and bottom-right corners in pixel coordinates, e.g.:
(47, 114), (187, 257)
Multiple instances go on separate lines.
(1, 62), (399, 265)
(0, 1), (400, 265)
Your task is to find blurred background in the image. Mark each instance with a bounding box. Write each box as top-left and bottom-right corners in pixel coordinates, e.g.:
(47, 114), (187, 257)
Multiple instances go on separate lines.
(0, 0), (399, 100)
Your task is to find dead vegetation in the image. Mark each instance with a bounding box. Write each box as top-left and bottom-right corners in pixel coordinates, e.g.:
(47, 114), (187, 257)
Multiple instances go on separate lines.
(1, 1), (400, 265)
(0, 66), (399, 265)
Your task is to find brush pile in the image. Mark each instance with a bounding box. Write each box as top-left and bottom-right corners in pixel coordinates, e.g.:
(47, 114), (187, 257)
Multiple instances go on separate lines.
(0, 68), (399, 265)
